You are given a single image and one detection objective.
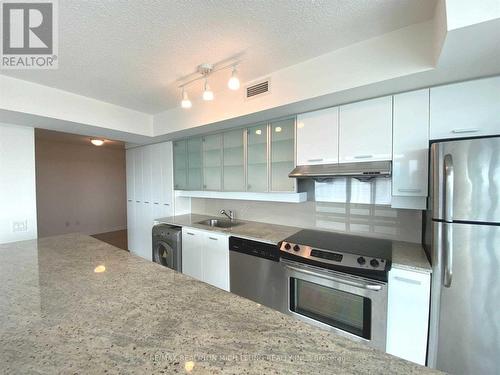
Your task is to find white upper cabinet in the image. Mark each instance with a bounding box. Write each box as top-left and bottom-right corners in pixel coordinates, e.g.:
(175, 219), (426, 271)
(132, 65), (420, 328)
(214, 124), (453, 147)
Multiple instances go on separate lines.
(430, 76), (500, 140)
(392, 89), (429, 209)
(339, 96), (393, 163)
(296, 107), (339, 166)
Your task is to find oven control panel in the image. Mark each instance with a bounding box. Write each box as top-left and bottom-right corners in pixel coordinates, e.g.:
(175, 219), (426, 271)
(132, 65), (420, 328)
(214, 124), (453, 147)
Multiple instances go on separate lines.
(280, 242), (388, 271)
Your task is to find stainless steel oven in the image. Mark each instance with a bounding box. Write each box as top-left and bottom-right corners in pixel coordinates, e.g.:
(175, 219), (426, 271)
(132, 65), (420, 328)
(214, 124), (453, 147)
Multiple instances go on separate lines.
(283, 259), (388, 350)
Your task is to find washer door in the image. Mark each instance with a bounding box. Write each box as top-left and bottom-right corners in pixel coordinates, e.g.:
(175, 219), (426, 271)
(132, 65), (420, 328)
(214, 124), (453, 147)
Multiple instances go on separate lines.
(153, 240), (175, 269)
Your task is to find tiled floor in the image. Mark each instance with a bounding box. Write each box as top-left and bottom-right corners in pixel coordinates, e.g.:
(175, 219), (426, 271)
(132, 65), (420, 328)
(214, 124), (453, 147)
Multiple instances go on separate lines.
(91, 229), (128, 251)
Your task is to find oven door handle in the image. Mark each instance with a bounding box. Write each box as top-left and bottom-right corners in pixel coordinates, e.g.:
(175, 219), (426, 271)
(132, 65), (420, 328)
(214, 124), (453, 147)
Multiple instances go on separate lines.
(283, 262), (383, 291)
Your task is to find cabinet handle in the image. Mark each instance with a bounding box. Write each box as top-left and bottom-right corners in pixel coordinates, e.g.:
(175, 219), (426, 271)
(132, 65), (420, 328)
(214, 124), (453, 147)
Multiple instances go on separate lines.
(153, 202), (159, 205)
(144, 201), (150, 204)
(451, 128), (479, 134)
(308, 158), (323, 162)
(136, 201), (140, 203)
(186, 232), (195, 236)
(163, 203), (170, 206)
(128, 199), (132, 202)
(208, 237), (218, 241)
(354, 155), (373, 159)
(398, 188), (422, 193)
(394, 276), (421, 285)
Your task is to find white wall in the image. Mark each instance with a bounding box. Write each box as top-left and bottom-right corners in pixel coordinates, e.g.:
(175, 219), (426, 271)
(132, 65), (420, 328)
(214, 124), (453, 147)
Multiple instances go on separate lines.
(0, 123), (37, 244)
(35, 135), (127, 237)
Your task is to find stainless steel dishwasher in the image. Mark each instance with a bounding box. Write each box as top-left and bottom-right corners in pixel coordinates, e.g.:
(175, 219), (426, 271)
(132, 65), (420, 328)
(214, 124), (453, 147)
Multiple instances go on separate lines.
(229, 236), (286, 313)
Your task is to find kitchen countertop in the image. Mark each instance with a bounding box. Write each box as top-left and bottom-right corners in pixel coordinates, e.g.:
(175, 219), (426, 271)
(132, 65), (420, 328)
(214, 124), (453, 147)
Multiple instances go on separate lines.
(156, 214), (301, 245)
(392, 241), (432, 273)
(0, 234), (440, 374)
(156, 214), (431, 273)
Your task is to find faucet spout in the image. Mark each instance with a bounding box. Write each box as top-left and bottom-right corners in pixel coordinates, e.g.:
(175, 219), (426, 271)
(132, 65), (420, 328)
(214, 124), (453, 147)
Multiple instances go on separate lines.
(220, 209), (234, 221)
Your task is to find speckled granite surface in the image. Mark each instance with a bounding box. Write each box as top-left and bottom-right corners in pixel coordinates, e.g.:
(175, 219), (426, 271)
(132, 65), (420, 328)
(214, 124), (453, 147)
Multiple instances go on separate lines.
(156, 214), (431, 272)
(0, 234), (439, 374)
(155, 214), (301, 245)
(392, 241), (431, 273)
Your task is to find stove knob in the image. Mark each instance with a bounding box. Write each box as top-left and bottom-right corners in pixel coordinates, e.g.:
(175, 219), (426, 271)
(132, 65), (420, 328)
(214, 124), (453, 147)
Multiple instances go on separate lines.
(370, 259), (380, 268)
(293, 245), (301, 252)
(284, 243), (291, 250)
(357, 257), (366, 265)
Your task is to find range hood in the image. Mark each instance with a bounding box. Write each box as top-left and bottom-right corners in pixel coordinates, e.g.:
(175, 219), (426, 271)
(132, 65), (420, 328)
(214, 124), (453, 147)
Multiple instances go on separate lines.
(288, 161), (391, 181)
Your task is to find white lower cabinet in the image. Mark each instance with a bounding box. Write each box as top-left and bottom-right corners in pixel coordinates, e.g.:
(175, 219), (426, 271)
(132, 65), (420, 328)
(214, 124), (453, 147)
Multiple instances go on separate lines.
(386, 267), (430, 365)
(182, 228), (204, 280)
(181, 228), (229, 291)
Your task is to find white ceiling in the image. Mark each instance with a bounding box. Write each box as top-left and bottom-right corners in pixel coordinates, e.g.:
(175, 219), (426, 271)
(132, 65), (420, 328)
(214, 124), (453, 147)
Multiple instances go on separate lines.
(1, 0), (437, 114)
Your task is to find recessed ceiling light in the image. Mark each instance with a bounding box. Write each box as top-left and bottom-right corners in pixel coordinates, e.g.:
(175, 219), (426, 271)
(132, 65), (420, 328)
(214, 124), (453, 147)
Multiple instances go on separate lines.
(91, 139), (105, 146)
(255, 129), (262, 135)
(275, 126), (282, 132)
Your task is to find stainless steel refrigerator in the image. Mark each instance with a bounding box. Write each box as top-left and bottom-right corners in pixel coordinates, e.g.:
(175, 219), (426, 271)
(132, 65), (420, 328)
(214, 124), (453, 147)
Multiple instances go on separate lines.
(424, 136), (500, 374)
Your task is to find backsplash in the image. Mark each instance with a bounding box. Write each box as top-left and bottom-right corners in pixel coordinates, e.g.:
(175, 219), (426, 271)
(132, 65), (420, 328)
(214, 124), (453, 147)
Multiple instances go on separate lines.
(191, 198), (422, 243)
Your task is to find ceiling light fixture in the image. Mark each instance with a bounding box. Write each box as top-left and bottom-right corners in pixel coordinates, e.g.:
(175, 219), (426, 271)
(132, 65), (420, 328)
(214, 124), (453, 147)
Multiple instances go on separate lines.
(181, 87), (192, 108)
(178, 60), (242, 109)
(228, 66), (240, 90)
(91, 139), (105, 146)
(202, 78), (214, 101)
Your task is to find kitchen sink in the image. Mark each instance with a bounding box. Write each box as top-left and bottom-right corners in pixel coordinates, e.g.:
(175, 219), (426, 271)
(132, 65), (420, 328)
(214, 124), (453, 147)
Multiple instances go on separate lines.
(197, 218), (242, 229)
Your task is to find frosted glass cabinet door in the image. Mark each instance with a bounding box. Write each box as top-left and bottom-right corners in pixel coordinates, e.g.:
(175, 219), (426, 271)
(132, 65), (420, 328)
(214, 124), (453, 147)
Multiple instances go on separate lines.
(223, 129), (245, 191)
(270, 118), (295, 192)
(202, 134), (222, 190)
(173, 140), (187, 190)
(187, 137), (203, 190)
(246, 124), (268, 192)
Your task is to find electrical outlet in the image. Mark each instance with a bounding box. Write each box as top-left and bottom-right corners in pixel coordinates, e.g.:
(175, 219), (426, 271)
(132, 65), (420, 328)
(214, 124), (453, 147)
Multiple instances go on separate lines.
(12, 220), (28, 232)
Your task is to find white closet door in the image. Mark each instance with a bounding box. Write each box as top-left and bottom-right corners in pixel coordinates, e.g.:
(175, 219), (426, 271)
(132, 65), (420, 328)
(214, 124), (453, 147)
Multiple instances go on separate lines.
(142, 146), (153, 204)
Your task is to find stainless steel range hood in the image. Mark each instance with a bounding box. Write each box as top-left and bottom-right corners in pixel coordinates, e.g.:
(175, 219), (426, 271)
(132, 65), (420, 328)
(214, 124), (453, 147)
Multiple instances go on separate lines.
(289, 161), (391, 180)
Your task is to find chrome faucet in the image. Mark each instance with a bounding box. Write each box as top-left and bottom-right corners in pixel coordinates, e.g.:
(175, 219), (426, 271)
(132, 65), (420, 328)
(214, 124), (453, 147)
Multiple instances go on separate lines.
(220, 209), (235, 221)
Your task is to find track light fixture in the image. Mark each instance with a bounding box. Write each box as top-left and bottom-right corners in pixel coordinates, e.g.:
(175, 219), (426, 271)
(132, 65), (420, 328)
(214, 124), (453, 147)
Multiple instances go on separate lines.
(228, 66), (240, 90)
(181, 87), (192, 108)
(178, 60), (241, 109)
(202, 78), (214, 101)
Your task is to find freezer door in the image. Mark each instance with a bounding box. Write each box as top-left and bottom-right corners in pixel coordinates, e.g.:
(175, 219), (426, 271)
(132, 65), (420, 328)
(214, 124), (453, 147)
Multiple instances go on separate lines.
(428, 221), (500, 374)
(430, 136), (500, 223)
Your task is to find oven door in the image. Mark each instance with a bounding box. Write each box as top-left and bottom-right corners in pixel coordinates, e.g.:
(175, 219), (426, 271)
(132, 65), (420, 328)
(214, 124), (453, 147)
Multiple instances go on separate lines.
(283, 260), (388, 350)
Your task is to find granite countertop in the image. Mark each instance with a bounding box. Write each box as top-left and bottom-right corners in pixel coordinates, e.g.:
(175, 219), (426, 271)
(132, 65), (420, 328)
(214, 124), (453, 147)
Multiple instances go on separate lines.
(155, 214), (301, 245)
(156, 214), (431, 272)
(0, 234), (440, 374)
(392, 241), (432, 273)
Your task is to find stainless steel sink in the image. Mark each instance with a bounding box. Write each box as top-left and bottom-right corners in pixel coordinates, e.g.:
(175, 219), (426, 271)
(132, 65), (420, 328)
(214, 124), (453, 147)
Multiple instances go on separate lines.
(197, 218), (242, 228)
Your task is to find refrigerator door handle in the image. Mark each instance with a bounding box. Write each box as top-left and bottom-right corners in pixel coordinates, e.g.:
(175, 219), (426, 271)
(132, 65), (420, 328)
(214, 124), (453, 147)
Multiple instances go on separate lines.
(443, 154), (454, 287)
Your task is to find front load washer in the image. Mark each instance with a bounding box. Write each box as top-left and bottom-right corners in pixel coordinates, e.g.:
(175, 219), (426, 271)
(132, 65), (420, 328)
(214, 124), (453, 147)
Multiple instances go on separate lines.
(152, 224), (182, 271)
